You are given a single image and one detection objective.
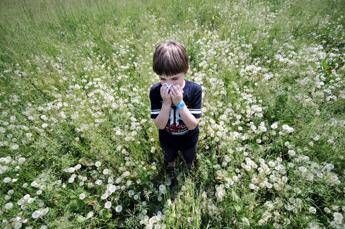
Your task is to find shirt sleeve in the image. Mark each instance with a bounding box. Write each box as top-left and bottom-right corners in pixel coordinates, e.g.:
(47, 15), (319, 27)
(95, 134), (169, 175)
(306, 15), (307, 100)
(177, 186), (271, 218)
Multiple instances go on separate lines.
(189, 85), (202, 118)
(149, 86), (162, 119)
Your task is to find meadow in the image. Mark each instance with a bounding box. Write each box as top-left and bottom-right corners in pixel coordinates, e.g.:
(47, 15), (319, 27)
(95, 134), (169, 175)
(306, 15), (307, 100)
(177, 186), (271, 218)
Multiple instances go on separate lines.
(0, 0), (344, 228)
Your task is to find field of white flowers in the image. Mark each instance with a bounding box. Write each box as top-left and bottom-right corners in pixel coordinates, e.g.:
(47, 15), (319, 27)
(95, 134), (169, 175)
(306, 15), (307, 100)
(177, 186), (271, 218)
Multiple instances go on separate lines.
(0, 0), (344, 228)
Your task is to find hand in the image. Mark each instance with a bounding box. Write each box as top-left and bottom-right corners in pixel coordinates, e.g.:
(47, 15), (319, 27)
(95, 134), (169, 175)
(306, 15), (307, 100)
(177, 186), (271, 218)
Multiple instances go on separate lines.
(160, 84), (172, 106)
(170, 84), (183, 106)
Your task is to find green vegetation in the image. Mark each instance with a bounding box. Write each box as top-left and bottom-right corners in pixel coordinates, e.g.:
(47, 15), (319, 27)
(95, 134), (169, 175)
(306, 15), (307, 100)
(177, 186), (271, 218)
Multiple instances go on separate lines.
(0, 0), (344, 227)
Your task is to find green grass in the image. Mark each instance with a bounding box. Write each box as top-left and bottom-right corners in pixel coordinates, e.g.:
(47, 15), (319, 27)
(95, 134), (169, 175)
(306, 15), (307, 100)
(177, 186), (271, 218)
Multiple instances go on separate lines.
(0, 0), (344, 228)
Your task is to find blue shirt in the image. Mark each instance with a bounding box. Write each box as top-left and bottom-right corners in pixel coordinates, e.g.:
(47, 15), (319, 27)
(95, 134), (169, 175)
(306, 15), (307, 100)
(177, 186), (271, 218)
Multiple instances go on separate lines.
(149, 80), (202, 136)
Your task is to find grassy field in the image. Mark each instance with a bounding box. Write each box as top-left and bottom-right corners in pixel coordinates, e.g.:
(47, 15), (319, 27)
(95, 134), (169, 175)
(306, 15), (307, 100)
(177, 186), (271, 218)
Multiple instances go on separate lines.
(0, 0), (344, 228)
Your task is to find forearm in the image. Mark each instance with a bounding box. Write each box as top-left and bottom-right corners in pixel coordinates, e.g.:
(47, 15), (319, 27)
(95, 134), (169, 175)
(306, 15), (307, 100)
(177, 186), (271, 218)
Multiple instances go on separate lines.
(178, 104), (199, 130)
(154, 103), (171, 129)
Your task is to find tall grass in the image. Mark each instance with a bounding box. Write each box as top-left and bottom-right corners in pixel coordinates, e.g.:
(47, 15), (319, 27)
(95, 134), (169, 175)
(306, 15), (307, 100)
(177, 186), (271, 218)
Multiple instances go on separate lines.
(0, 0), (344, 227)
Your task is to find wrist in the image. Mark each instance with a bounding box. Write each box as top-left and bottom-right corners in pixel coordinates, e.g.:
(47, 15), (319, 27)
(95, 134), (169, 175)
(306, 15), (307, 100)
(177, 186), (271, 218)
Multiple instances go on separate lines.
(162, 101), (171, 108)
(176, 100), (185, 110)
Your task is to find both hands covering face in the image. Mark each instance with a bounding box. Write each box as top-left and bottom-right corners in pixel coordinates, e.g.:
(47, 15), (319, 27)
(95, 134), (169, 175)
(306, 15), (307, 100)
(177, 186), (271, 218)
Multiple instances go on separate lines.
(160, 83), (183, 106)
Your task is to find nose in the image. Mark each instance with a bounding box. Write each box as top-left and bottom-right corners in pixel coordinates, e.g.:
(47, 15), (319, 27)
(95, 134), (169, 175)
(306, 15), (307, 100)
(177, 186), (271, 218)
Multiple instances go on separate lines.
(162, 79), (173, 85)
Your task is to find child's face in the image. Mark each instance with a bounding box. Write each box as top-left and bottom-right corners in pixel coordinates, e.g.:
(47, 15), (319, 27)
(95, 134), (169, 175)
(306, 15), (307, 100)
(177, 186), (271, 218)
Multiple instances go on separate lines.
(159, 72), (185, 88)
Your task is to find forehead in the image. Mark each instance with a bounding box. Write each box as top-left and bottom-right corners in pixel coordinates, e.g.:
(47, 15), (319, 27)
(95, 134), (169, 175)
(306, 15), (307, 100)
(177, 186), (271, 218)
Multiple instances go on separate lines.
(160, 73), (184, 79)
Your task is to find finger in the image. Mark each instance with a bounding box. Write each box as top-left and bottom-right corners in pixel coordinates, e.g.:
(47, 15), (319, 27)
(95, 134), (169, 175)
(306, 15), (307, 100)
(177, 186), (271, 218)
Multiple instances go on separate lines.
(177, 85), (182, 93)
(174, 87), (180, 95)
(176, 85), (181, 93)
(175, 86), (180, 94)
(171, 85), (177, 93)
(160, 86), (165, 94)
(164, 88), (169, 97)
(164, 86), (169, 94)
(173, 89), (177, 96)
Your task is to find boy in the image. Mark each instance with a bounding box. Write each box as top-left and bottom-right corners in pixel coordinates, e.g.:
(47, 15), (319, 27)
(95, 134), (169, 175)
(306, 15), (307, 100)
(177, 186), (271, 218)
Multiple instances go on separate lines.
(149, 40), (202, 186)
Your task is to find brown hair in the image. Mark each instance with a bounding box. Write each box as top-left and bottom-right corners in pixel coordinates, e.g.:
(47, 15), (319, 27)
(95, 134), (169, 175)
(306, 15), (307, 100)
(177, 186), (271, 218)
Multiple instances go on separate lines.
(152, 40), (189, 76)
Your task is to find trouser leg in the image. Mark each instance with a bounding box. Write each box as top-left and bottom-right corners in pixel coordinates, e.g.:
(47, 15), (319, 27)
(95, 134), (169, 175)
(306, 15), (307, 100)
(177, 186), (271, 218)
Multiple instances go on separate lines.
(181, 144), (197, 169)
(161, 144), (178, 164)
(161, 145), (178, 186)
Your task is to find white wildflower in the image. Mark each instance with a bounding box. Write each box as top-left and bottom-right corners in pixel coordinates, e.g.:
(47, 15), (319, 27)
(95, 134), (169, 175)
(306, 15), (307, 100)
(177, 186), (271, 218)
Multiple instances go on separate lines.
(68, 174), (77, 183)
(5, 196), (11, 202)
(271, 122), (278, 129)
(31, 208), (49, 219)
(18, 157), (26, 164)
(159, 184), (167, 194)
(324, 207), (331, 214)
(308, 206), (316, 214)
(79, 193), (86, 200)
(86, 211), (94, 219)
(108, 176), (114, 184)
(282, 124), (294, 133)
(115, 205), (123, 213)
(4, 202), (14, 210)
(128, 190), (135, 197)
(10, 144), (19, 150)
(95, 161), (101, 167)
(215, 185), (225, 201)
(308, 221), (322, 229)
(3, 177), (12, 183)
(103, 169), (110, 175)
(31, 210), (40, 219)
(64, 167), (75, 173)
(40, 115), (47, 121)
(242, 217), (250, 226)
(288, 150), (296, 157)
(104, 201), (112, 209)
(107, 184), (117, 193)
(122, 171), (130, 177)
(95, 179), (103, 185)
(333, 212), (343, 224)
(249, 183), (257, 190)
(258, 122), (267, 132)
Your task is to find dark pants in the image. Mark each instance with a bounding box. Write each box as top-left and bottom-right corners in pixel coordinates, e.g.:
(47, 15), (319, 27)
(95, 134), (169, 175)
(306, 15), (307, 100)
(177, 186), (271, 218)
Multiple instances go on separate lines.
(159, 128), (199, 165)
